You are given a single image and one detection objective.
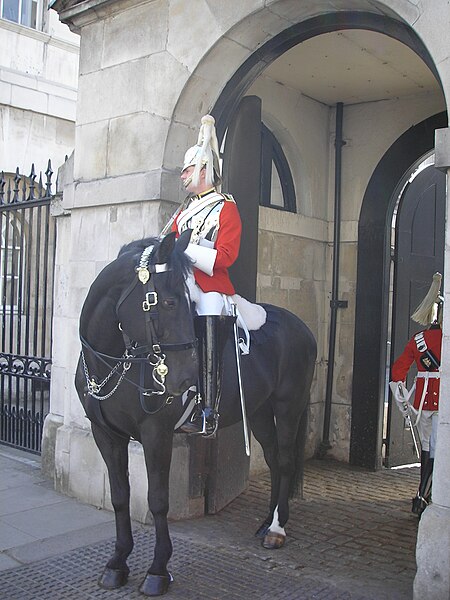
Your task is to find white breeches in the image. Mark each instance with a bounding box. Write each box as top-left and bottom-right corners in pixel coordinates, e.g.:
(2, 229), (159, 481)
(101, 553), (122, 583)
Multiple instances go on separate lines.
(194, 291), (225, 316)
(185, 274), (251, 353)
(416, 410), (439, 456)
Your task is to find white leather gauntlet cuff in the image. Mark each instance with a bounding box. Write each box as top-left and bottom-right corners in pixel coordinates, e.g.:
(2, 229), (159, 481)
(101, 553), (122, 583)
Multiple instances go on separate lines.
(185, 243), (217, 276)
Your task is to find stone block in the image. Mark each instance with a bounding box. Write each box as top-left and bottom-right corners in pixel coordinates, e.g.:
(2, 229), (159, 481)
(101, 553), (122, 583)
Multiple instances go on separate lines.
(288, 279), (319, 325)
(10, 85), (48, 114)
(73, 121), (108, 180)
(73, 170), (163, 208)
(44, 43), (79, 88)
(70, 207), (109, 260)
(51, 422), (205, 522)
(172, 73), (221, 127)
(143, 53), (189, 120)
(107, 112), (168, 177)
(435, 127), (450, 170)
(194, 37), (249, 86)
(167, 0), (221, 71)
(41, 413), (64, 479)
(0, 81), (12, 104)
(77, 59), (146, 126)
(326, 403), (351, 463)
(433, 422), (450, 504)
(226, 7), (289, 50)
(79, 21), (104, 75)
(414, 504), (450, 600)
(102, 0), (168, 69)
(163, 120), (193, 171)
(47, 94), (76, 121)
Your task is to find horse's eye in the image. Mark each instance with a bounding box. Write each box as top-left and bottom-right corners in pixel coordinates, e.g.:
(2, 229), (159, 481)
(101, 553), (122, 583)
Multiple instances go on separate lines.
(163, 298), (177, 309)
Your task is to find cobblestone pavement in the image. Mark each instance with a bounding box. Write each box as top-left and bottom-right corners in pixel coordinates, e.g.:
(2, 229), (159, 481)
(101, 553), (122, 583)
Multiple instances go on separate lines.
(0, 458), (419, 599)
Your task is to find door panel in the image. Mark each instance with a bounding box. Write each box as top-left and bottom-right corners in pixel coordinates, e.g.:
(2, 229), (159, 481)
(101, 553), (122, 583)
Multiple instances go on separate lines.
(387, 165), (445, 467)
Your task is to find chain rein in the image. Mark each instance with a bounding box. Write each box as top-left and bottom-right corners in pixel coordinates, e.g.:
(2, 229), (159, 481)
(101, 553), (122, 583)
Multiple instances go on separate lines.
(81, 245), (196, 411)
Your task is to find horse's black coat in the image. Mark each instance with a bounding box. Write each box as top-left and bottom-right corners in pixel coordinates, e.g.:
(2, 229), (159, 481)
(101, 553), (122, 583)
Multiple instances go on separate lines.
(75, 232), (316, 596)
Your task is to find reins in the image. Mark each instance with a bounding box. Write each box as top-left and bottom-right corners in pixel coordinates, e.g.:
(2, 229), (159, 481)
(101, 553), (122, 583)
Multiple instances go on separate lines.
(81, 243), (196, 414)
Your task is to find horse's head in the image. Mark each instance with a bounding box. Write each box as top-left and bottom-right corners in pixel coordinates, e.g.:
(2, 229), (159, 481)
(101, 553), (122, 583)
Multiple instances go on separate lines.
(116, 230), (198, 398)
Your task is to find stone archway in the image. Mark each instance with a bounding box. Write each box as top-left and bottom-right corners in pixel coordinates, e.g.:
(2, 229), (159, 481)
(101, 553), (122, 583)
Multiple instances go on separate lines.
(350, 112), (448, 470)
(163, 7), (441, 193)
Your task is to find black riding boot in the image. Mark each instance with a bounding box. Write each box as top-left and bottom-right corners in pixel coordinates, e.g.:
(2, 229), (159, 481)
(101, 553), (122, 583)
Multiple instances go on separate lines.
(181, 315), (235, 436)
(412, 450), (434, 516)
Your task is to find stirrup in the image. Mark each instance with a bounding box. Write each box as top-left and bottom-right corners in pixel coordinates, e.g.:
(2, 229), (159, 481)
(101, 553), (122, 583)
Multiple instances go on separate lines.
(179, 409), (219, 437)
(202, 408), (219, 438)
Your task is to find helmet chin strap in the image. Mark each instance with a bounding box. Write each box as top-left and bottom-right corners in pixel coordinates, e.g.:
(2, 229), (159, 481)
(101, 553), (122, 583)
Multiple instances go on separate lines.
(183, 174), (193, 189)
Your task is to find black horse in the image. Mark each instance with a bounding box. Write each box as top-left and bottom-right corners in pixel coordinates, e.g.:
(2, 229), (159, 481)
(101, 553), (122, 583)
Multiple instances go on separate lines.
(75, 231), (317, 596)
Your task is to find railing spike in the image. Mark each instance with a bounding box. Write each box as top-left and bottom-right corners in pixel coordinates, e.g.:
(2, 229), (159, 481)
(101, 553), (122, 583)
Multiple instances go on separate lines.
(13, 168), (21, 203)
(28, 163), (36, 201)
(0, 171), (5, 205)
(45, 159), (53, 196)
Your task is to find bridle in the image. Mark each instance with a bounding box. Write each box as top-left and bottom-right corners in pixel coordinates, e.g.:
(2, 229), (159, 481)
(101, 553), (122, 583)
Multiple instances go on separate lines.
(80, 244), (196, 413)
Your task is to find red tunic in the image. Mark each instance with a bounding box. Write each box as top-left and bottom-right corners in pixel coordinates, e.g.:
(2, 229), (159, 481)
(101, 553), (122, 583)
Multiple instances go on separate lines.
(391, 326), (441, 411)
(172, 191), (242, 295)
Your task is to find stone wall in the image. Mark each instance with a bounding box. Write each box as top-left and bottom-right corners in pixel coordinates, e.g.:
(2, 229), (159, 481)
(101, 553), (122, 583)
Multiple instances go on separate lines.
(0, 16), (78, 173)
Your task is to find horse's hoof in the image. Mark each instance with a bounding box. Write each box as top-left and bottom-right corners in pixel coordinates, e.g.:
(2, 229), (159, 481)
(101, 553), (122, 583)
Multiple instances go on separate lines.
(262, 532), (286, 549)
(255, 523), (270, 538)
(139, 572), (173, 596)
(98, 566), (129, 589)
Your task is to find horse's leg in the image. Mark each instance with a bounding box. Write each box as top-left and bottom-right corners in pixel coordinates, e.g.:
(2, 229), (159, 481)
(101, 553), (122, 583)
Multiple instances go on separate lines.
(248, 400), (281, 539)
(91, 423), (133, 589)
(139, 424), (174, 597)
(262, 399), (309, 550)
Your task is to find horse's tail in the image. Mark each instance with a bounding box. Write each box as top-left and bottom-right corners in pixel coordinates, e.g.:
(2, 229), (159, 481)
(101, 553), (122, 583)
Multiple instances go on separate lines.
(289, 401), (309, 499)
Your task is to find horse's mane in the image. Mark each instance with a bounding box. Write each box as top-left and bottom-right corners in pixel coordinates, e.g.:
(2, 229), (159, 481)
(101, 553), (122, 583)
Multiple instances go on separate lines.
(118, 237), (158, 258)
(117, 236), (193, 286)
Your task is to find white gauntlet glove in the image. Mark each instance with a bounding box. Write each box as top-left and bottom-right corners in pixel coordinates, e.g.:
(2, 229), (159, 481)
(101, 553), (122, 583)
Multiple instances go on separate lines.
(389, 381), (413, 417)
(184, 243), (217, 276)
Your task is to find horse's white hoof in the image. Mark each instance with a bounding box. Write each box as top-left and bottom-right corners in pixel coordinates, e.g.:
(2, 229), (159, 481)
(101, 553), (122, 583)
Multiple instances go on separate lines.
(262, 531), (286, 549)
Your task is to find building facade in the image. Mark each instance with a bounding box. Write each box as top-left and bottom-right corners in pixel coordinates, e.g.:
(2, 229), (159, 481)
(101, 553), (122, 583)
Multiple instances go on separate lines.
(43, 2), (450, 597)
(0, 0), (78, 175)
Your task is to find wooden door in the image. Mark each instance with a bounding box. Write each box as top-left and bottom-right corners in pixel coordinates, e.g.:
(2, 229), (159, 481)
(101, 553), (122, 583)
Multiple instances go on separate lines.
(387, 165), (445, 466)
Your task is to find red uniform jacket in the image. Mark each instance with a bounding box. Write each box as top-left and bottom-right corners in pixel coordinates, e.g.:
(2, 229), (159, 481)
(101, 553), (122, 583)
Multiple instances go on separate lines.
(172, 190), (241, 295)
(391, 326), (441, 411)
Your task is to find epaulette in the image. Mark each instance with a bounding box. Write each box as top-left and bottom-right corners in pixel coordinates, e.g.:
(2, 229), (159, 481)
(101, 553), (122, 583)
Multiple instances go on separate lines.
(222, 193), (235, 203)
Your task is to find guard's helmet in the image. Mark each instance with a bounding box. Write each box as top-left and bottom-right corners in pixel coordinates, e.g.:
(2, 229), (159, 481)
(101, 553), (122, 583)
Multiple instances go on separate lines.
(411, 272), (444, 326)
(182, 114), (221, 188)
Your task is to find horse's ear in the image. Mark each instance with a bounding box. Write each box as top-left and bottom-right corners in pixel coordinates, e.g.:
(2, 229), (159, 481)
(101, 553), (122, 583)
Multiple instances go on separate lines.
(176, 229), (192, 254)
(158, 231), (177, 263)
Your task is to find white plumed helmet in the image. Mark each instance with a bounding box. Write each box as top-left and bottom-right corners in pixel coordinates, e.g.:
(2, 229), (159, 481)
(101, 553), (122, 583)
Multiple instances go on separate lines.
(182, 114), (221, 188)
(411, 272), (443, 326)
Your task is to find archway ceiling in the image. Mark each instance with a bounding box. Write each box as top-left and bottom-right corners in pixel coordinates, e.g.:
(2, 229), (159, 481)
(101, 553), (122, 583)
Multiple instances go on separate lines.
(262, 29), (441, 106)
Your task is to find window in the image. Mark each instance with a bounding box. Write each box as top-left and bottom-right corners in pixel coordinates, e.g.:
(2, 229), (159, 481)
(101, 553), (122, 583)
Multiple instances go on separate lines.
(260, 124), (296, 212)
(1, 0), (38, 28)
(1, 214), (23, 313)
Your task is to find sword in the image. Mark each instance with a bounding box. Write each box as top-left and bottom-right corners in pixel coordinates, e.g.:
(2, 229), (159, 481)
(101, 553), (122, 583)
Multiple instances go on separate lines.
(389, 381), (421, 459)
(159, 197), (190, 239)
(231, 304), (250, 457)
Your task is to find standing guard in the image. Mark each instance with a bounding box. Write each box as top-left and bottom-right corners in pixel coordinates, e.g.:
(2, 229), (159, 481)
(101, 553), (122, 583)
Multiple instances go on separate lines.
(390, 272), (443, 516)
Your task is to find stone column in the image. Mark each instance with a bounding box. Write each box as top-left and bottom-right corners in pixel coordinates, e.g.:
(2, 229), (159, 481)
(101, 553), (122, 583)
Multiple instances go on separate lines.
(414, 126), (450, 600)
(41, 0), (204, 521)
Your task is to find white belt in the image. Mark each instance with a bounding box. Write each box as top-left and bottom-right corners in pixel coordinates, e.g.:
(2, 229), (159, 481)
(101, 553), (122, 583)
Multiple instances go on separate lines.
(415, 371), (440, 425)
(416, 371), (440, 379)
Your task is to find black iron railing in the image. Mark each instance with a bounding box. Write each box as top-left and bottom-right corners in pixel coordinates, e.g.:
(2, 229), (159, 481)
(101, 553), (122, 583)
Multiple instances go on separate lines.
(0, 162), (56, 453)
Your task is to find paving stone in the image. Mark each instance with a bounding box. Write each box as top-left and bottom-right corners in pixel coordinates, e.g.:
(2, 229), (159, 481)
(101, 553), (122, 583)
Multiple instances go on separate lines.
(0, 458), (418, 599)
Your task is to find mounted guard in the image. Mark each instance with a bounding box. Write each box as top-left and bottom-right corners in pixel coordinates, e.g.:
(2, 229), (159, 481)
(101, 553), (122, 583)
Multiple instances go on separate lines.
(162, 114), (265, 442)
